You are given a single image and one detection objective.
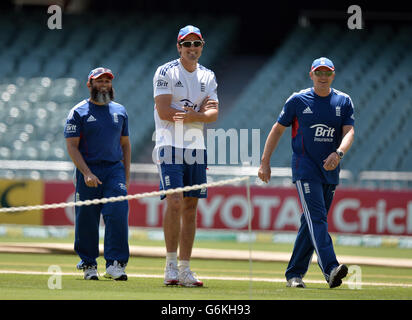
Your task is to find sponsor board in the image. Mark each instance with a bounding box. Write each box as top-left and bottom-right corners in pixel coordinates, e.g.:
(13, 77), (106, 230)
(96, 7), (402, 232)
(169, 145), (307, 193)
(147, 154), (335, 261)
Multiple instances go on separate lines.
(0, 180), (43, 225)
(41, 182), (412, 236)
(43, 181), (76, 225)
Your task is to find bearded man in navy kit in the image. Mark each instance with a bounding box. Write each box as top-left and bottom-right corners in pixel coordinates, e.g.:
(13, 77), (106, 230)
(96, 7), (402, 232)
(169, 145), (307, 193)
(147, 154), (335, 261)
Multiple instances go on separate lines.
(64, 67), (131, 281)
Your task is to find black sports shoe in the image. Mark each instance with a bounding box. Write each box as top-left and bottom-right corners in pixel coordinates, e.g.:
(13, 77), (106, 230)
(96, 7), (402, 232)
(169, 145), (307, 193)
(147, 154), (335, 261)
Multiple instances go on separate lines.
(328, 264), (348, 288)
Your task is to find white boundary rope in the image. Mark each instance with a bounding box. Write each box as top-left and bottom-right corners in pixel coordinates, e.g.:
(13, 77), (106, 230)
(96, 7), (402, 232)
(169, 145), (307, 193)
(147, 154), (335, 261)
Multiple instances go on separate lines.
(0, 176), (250, 213)
(0, 175), (254, 297)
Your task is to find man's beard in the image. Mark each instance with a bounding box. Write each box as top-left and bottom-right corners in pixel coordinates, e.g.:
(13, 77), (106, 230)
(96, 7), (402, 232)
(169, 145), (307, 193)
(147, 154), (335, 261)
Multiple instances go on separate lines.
(91, 87), (114, 104)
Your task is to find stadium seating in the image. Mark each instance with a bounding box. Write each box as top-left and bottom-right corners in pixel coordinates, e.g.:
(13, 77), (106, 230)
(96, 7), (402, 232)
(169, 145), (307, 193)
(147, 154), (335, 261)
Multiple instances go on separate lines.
(0, 10), (238, 171)
(215, 22), (412, 177)
(0, 8), (411, 184)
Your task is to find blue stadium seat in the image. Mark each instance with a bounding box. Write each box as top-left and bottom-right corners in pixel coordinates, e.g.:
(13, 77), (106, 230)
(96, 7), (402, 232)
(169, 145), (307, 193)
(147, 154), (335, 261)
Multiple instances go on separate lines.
(214, 23), (412, 174)
(3, 12), (411, 179)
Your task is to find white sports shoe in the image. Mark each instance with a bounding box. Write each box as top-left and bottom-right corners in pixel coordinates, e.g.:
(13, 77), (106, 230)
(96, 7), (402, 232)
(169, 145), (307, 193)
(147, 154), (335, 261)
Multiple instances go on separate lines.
(178, 268), (203, 287)
(104, 260), (128, 281)
(76, 261), (98, 280)
(286, 277), (306, 288)
(164, 262), (179, 285)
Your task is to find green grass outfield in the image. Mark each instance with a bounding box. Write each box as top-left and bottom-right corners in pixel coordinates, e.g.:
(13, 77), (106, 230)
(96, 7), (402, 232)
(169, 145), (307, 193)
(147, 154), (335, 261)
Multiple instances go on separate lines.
(0, 236), (412, 300)
(1, 253), (412, 300)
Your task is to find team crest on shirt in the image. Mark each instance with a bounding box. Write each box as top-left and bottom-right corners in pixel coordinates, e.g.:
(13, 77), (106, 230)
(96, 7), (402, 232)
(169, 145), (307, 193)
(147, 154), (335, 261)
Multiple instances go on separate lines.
(336, 106), (341, 117)
(164, 175), (171, 186)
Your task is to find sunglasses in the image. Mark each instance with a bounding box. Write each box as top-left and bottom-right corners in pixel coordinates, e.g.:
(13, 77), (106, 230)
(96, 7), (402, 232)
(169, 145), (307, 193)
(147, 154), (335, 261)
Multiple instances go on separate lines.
(179, 40), (204, 48)
(313, 70), (334, 77)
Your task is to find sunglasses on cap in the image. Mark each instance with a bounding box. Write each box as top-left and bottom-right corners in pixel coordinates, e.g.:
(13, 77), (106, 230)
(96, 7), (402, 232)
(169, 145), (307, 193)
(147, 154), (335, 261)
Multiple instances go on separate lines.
(179, 40), (204, 48)
(313, 70), (334, 77)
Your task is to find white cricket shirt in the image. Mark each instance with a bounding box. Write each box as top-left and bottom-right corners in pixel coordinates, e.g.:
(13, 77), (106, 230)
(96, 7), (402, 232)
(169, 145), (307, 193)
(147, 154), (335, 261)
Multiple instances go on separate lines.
(153, 58), (218, 150)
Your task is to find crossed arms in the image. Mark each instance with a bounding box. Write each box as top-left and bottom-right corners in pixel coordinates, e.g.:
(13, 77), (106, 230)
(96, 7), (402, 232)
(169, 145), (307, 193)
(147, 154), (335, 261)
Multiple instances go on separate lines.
(155, 94), (219, 123)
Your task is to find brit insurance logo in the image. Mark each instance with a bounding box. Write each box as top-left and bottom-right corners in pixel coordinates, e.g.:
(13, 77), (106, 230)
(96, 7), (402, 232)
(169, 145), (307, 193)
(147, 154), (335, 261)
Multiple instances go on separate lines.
(156, 79), (169, 88)
(65, 124), (76, 133)
(180, 99), (198, 111)
(310, 124), (335, 142)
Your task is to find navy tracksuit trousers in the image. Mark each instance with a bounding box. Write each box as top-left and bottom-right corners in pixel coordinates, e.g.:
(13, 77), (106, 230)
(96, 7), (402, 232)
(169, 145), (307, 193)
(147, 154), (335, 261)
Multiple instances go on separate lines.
(285, 180), (339, 282)
(74, 161), (129, 268)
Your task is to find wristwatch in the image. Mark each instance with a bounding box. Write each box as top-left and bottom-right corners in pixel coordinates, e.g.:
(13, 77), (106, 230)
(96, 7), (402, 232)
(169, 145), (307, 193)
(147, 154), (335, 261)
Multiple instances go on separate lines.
(335, 149), (344, 159)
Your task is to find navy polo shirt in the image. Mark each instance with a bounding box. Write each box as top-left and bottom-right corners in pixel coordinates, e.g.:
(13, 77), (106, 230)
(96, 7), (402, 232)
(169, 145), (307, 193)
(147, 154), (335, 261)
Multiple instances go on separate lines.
(277, 88), (354, 184)
(64, 99), (129, 164)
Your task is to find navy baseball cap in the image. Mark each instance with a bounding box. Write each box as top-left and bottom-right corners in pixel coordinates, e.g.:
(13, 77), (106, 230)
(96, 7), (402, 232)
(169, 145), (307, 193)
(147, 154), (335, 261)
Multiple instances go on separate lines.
(311, 57), (335, 71)
(88, 67), (114, 82)
(177, 25), (203, 42)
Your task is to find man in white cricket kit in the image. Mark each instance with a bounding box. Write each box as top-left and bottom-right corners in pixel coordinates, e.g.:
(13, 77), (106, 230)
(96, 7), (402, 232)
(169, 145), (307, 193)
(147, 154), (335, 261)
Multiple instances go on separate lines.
(153, 25), (219, 287)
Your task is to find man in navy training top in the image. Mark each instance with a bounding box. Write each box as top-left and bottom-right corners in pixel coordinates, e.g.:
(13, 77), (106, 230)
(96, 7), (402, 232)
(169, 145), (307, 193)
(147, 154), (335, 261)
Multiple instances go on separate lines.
(64, 67), (131, 281)
(258, 57), (355, 289)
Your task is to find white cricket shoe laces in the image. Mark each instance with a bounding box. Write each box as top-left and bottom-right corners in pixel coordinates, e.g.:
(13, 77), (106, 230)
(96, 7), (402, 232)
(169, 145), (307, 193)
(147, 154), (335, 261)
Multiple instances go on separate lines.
(164, 262), (179, 285)
(104, 260), (128, 281)
(178, 268), (203, 287)
(286, 277), (306, 288)
(84, 265), (99, 280)
(76, 261), (99, 280)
